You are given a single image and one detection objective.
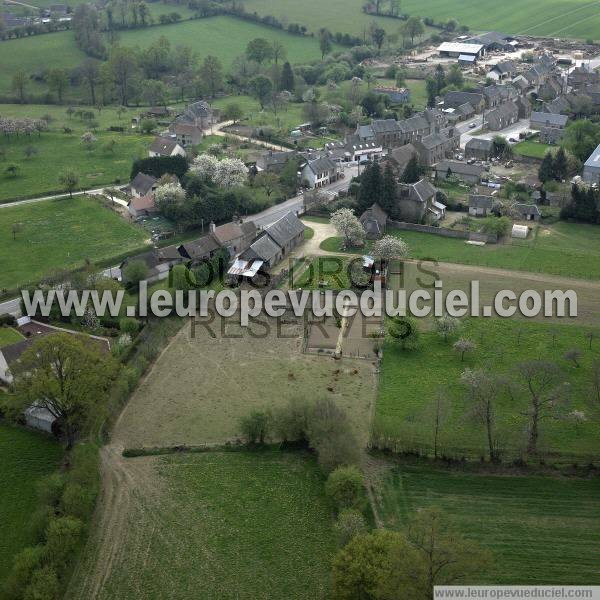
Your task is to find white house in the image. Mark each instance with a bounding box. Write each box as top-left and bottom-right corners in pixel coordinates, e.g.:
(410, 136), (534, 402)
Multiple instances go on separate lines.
(301, 156), (338, 188)
(148, 136), (186, 158)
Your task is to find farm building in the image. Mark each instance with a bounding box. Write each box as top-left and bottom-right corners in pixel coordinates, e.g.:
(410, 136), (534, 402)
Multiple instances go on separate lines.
(170, 123), (203, 148)
(120, 246), (182, 284)
(464, 31), (517, 52)
(514, 203), (541, 221)
(438, 42), (485, 60)
(396, 179), (441, 222)
(583, 143), (600, 184)
(488, 60), (518, 81)
(469, 195), (495, 216)
(128, 194), (158, 219)
(255, 150), (297, 173)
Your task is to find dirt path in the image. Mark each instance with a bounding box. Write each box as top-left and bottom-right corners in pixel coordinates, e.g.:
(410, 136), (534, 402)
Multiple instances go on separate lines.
(208, 120), (290, 152)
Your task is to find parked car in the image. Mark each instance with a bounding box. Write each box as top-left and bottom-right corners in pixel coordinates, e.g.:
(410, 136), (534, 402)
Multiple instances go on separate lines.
(468, 122), (477, 128)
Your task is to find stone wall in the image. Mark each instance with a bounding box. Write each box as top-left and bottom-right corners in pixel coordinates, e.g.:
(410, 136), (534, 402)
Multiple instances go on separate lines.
(387, 220), (497, 243)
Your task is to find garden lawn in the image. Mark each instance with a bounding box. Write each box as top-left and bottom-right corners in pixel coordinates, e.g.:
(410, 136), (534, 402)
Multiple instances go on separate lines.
(70, 451), (337, 600)
(0, 131), (149, 202)
(321, 221), (600, 280)
(0, 424), (63, 583)
(375, 318), (600, 461)
(514, 139), (555, 159)
(0, 327), (24, 347)
(377, 464), (600, 584)
(0, 196), (147, 290)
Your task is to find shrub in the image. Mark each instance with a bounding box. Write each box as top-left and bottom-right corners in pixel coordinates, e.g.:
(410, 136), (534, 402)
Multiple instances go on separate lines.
(44, 516), (84, 574)
(1, 546), (44, 600)
(325, 465), (366, 510)
(119, 317), (140, 335)
(37, 472), (65, 509)
(334, 509), (367, 547)
(23, 566), (60, 600)
(239, 410), (270, 444)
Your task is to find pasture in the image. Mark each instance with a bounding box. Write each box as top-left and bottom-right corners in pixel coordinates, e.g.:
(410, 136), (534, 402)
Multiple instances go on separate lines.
(68, 451), (337, 599)
(0, 195), (147, 290)
(375, 318), (600, 461)
(0, 16), (331, 100)
(0, 131), (149, 202)
(0, 424), (63, 583)
(113, 314), (375, 449)
(243, 0), (600, 39)
(321, 221), (600, 280)
(377, 464), (600, 584)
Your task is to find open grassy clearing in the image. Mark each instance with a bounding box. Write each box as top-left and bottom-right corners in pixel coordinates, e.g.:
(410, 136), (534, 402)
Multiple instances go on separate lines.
(113, 313), (375, 449)
(375, 317), (600, 460)
(243, 0), (600, 39)
(321, 221), (600, 280)
(0, 195), (147, 290)
(0, 326), (24, 346)
(0, 424), (63, 583)
(69, 450), (336, 600)
(377, 463), (600, 584)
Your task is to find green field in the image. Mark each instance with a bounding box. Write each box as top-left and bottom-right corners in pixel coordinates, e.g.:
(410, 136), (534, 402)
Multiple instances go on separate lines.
(0, 195), (147, 290)
(378, 464), (600, 584)
(321, 221), (600, 280)
(0, 132), (149, 202)
(0, 424), (63, 583)
(0, 327), (24, 347)
(375, 318), (600, 460)
(72, 451), (337, 599)
(243, 0), (600, 39)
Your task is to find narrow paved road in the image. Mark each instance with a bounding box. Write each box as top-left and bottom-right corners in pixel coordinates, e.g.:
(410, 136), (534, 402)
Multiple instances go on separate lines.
(0, 186), (124, 209)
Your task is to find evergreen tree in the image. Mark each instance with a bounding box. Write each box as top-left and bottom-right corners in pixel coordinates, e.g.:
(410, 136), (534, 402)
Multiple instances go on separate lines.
(380, 162), (397, 216)
(357, 162), (382, 213)
(538, 152), (554, 182)
(434, 64), (446, 93)
(401, 156), (423, 183)
(279, 61), (295, 92)
(553, 146), (567, 181)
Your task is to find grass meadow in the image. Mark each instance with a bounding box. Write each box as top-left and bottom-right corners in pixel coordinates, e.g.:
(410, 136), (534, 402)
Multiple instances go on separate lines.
(0, 327), (24, 346)
(514, 139), (556, 159)
(243, 0), (600, 39)
(70, 451), (337, 600)
(375, 318), (600, 461)
(0, 424), (63, 583)
(321, 221), (600, 280)
(0, 196), (147, 290)
(377, 464), (600, 584)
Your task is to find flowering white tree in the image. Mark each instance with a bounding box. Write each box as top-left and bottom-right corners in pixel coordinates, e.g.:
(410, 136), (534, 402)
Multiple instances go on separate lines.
(331, 208), (365, 248)
(371, 235), (409, 261)
(214, 157), (248, 188)
(190, 153), (220, 180)
(154, 182), (185, 207)
(81, 131), (97, 150)
(435, 315), (461, 342)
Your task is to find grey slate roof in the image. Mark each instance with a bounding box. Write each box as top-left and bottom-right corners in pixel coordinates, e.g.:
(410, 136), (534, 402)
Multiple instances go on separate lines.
(436, 161), (484, 177)
(584, 143), (600, 169)
(130, 172), (157, 195)
(264, 212), (305, 247)
(466, 137), (494, 151)
(246, 234), (281, 262)
(371, 119), (401, 134)
(469, 195), (494, 209)
(306, 156), (336, 175)
(408, 179), (437, 203)
(178, 235), (220, 260)
(149, 137), (180, 155)
(530, 111), (568, 127)
(514, 203), (541, 216)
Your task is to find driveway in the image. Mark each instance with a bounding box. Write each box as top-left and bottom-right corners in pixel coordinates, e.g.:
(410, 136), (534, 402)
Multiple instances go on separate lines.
(461, 118), (531, 147)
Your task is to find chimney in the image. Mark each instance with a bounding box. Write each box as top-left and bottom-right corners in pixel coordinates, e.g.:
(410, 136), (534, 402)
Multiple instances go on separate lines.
(209, 221), (216, 233)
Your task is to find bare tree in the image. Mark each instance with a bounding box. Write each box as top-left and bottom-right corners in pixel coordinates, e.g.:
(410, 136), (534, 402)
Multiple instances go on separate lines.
(585, 331), (594, 350)
(461, 369), (503, 462)
(424, 388), (450, 459)
(11, 222), (23, 241)
(514, 360), (569, 455)
(589, 360), (600, 408)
